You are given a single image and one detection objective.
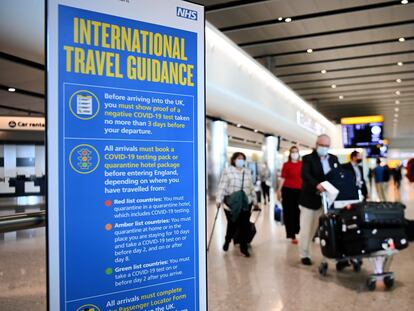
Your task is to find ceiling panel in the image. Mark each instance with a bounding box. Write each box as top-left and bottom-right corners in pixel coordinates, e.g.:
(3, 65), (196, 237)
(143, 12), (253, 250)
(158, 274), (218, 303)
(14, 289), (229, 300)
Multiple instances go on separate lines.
(225, 5), (413, 45)
(205, 0), (387, 28)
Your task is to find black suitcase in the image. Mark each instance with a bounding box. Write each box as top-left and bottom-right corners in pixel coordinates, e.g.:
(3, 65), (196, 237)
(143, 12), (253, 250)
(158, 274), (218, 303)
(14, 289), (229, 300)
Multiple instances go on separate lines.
(319, 212), (344, 259)
(341, 227), (409, 256)
(340, 202), (406, 228)
(405, 219), (414, 241)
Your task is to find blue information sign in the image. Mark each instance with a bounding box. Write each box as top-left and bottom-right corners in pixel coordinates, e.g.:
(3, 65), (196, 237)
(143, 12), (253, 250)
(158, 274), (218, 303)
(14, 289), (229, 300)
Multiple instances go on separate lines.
(47, 1), (205, 310)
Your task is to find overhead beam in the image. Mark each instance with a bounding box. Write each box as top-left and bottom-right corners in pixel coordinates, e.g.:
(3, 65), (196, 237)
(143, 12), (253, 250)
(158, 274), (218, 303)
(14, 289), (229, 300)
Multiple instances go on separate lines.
(304, 90), (414, 101)
(206, 0), (269, 12)
(239, 20), (414, 48)
(283, 70), (414, 85)
(254, 36), (414, 59)
(276, 62), (414, 78)
(0, 84), (44, 99)
(274, 50), (414, 68)
(221, 0), (403, 33)
(292, 79), (414, 90)
(0, 104), (44, 115)
(0, 51), (45, 70)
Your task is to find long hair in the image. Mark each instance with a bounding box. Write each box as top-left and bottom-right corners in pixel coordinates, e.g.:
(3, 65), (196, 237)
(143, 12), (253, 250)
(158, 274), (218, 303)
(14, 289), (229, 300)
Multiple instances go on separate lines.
(288, 145), (299, 162)
(230, 152), (246, 166)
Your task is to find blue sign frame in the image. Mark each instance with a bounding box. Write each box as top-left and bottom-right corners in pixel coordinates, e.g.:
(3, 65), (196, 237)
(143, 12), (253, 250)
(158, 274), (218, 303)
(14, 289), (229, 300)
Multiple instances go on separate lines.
(47, 1), (206, 310)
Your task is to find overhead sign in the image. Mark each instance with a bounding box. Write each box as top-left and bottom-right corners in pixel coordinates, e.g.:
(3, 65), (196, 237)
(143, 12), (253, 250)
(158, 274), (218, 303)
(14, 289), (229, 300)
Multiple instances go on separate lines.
(47, 1), (205, 310)
(0, 116), (45, 131)
(341, 115), (384, 125)
(296, 111), (325, 135)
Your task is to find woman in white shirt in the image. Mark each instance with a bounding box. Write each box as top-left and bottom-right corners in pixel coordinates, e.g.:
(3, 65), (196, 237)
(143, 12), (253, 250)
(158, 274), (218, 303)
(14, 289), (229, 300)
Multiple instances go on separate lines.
(216, 152), (258, 257)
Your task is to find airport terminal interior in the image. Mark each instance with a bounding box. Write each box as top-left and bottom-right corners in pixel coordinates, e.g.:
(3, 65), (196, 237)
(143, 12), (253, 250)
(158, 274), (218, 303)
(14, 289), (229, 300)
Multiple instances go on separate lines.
(1, 0), (414, 310)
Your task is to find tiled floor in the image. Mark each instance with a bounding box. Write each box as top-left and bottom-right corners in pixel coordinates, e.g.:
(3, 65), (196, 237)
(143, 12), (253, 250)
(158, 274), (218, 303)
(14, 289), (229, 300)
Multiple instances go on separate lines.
(207, 180), (414, 311)
(0, 182), (414, 310)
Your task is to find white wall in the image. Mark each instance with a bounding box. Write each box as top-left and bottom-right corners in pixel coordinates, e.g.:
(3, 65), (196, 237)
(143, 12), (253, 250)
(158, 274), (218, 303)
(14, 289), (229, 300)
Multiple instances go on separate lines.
(205, 23), (340, 148)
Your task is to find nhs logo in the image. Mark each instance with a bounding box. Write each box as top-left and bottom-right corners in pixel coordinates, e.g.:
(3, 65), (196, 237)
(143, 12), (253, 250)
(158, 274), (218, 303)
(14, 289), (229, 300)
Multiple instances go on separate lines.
(176, 7), (198, 21)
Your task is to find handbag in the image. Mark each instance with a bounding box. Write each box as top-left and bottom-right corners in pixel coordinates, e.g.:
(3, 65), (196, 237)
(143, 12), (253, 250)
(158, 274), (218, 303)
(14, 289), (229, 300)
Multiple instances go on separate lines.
(224, 171), (249, 222)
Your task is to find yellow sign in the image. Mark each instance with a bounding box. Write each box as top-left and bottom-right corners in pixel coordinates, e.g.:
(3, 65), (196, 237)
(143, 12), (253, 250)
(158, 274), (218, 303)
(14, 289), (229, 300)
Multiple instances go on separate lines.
(341, 115), (384, 125)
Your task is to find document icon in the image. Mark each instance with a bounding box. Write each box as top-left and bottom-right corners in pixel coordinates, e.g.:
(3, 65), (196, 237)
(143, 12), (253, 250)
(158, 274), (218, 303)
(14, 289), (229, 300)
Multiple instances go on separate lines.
(76, 95), (93, 115)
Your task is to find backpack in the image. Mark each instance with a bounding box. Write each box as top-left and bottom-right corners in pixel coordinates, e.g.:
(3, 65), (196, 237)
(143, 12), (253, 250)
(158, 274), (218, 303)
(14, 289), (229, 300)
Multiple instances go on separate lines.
(383, 165), (390, 182)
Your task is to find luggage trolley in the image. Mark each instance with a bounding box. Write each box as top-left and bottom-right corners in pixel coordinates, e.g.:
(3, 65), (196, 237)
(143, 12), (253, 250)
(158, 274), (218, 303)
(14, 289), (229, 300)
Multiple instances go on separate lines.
(318, 192), (404, 291)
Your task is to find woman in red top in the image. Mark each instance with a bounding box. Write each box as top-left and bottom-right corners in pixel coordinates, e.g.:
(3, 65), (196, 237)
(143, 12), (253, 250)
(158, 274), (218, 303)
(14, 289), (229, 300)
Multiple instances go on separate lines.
(277, 146), (302, 244)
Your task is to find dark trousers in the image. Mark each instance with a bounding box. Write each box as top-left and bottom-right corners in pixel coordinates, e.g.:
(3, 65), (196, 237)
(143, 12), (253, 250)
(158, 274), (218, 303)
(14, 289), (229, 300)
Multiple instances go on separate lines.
(261, 181), (270, 202)
(282, 187), (301, 239)
(224, 209), (250, 252)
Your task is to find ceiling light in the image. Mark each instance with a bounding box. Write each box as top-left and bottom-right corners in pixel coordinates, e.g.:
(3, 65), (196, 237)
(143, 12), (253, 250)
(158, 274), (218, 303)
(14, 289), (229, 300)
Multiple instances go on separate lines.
(399, 37), (405, 42)
(394, 114), (399, 118)
(331, 84), (337, 88)
(396, 79), (402, 83)
(395, 107), (400, 112)
(321, 69), (327, 74)
(395, 100), (400, 104)
(393, 119), (398, 123)
(285, 17), (292, 22)
(254, 129), (259, 133)
(397, 62), (403, 66)
(307, 49), (313, 53)
(396, 90), (401, 95)
(278, 17), (283, 21)
(401, 0), (408, 4)
(236, 124), (241, 128)
(339, 95), (344, 99)
(8, 87), (16, 92)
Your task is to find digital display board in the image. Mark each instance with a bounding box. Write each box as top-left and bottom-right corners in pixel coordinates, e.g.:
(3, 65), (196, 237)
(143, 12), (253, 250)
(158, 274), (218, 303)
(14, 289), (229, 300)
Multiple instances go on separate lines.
(341, 115), (384, 148)
(365, 144), (388, 158)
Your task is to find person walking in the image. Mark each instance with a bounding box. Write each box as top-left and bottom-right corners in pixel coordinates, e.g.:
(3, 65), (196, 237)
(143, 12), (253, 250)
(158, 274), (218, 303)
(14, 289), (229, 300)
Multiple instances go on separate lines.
(277, 146), (302, 244)
(373, 158), (388, 201)
(259, 162), (271, 205)
(342, 150), (368, 201)
(298, 134), (340, 265)
(216, 152), (259, 257)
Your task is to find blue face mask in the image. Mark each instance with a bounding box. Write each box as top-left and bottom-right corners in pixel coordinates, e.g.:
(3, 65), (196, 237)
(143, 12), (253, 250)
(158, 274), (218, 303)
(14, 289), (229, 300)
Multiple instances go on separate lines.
(235, 159), (245, 168)
(316, 146), (329, 157)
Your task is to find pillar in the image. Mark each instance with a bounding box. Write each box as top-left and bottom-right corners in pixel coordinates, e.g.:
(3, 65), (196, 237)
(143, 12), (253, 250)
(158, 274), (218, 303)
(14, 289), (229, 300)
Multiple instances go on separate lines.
(208, 120), (228, 199)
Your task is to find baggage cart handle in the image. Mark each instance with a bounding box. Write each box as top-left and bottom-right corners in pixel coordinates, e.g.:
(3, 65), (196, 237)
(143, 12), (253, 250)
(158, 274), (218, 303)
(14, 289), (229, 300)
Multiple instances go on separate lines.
(321, 191), (330, 214)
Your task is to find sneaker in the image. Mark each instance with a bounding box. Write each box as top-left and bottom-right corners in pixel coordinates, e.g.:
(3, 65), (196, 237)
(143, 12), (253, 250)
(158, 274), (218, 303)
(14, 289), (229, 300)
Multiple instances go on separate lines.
(253, 207), (262, 211)
(291, 239), (299, 245)
(240, 248), (250, 257)
(301, 257), (312, 265)
(223, 241), (230, 252)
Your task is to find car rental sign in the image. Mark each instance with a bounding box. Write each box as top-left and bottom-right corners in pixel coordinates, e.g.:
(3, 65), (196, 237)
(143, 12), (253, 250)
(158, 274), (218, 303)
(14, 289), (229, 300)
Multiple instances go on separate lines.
(46, 0), (206, 310)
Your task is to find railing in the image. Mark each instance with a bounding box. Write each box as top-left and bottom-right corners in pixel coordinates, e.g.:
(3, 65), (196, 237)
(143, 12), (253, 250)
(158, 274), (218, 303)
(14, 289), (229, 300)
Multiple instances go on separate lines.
(0, 211), (46, 233)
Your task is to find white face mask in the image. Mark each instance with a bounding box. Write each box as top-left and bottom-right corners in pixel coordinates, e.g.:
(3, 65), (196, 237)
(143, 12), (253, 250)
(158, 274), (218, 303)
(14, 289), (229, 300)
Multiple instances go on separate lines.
(291, 152), (299, 161)
(316, 146), (329, 157)
(235, 159), (245, 168)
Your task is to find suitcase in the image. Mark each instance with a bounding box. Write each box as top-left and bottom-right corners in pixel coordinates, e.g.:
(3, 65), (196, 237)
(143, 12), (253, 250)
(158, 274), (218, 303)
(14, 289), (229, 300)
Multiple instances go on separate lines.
(319, 212), (344, 259)
(274, 203), (283, 223)
(341, 227), (409, 256)
(405, 219), (414, 241)
(342, 202), (406, 228)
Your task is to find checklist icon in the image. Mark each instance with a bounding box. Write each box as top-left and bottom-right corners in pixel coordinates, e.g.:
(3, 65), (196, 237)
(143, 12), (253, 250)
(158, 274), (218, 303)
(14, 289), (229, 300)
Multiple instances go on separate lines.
(76, 95), (93, 115)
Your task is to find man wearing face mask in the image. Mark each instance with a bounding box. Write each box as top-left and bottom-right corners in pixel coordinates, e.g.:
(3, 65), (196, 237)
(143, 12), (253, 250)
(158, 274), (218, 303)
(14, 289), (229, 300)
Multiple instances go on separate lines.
(342, 150), (368, 201)
(298, 134), (340, 265)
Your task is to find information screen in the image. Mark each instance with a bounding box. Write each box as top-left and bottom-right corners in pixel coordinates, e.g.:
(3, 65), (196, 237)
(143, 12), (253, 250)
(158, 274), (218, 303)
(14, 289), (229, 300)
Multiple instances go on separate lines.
(342, 122), (383, 148)
(365, 144), (388, 158)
